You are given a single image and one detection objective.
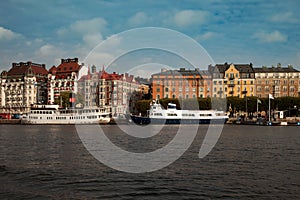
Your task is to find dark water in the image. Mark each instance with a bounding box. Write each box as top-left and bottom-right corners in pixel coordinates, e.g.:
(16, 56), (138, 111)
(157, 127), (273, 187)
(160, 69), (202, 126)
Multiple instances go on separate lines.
(0, 124), (299, 199)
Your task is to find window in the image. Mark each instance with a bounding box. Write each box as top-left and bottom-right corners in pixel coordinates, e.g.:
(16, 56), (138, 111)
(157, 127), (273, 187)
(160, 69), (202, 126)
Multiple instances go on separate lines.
(290, 80), (294, 85)
(257, 86), (261, 92)
(265, 86), (269, 92)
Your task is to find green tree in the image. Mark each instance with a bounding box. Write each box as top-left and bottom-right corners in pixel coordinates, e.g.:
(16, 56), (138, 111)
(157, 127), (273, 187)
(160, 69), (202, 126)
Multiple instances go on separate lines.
(54, 91), (72, 108)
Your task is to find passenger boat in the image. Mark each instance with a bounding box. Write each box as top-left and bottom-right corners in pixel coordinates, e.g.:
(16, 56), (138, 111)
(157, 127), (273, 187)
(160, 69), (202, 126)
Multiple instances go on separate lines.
(130, 100), (228, 125)
(21, 105), (111, 124)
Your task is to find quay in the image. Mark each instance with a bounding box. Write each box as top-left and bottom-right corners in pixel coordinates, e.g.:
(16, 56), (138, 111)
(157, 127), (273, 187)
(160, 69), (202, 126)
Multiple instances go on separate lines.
(0, 119), (21, 124)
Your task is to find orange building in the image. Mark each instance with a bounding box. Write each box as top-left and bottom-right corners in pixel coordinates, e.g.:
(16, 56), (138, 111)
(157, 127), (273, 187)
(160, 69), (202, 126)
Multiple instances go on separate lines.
(151, 68), (209, 99)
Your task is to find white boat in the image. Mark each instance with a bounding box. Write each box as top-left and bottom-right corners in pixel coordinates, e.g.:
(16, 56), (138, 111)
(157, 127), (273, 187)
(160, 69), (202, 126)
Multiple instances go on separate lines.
(21, 105), (111, 124)
(131, 100), (228, 125)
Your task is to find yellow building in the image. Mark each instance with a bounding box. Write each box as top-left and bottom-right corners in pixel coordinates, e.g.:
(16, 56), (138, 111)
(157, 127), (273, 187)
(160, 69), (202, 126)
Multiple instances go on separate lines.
(210, 63), (255, 98)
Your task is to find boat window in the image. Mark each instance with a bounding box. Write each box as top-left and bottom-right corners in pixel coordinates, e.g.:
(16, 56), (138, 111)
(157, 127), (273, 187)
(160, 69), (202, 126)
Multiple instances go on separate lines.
(200, 114), (212, 116)
(167, 104), (176, 109)
(167, 113), (177, 116)
(182, 114), (195, 116)
(154, 113), (162, 116)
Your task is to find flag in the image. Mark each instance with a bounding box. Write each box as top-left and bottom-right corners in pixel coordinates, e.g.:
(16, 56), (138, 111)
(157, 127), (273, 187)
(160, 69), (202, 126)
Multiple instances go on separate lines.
(257, 99), (262, 104)
(269, 94), (274, 99)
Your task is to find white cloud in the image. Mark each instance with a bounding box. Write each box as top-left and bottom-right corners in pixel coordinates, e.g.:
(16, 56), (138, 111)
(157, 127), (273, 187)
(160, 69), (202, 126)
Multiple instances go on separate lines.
(253, 30), (287, 43)
(0, 26), (21, 41)
(57, 18), (107, 36)
(33, 44), (67, 66)
(270, 12), (298, 23)
(128, 12), (148, 26)
(173, 10), (210, 27)
(57, 17), (107, 47)
(195, 32), (216, 41)
(83, 33), (103, 48)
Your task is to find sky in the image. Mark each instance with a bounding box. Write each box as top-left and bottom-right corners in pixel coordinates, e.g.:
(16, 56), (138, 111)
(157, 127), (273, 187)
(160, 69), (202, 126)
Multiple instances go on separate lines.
(0, 0), (300, 76)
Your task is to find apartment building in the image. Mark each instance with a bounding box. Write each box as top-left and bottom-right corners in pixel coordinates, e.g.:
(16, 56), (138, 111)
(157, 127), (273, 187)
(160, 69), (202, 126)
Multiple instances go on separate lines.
(254, 65), (300, 98)
(47, 58), (87, 104)
(78, 67), (145, 117)
(210, 63), (255, 98)
(151, 68), (206, 100)
(0, 61), (48, 113)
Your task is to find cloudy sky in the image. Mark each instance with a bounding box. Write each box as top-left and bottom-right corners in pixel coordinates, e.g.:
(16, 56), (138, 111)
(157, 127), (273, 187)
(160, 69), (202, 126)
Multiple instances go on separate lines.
(0, 0), (300, 73)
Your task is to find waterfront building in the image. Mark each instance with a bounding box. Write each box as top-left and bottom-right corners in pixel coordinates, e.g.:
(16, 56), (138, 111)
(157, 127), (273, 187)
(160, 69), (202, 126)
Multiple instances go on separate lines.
(210, 63), (255, 98)
(0, 61), (48, 113)
(254, 65), (300, 98)
(151, 68), (205, 100)
(47, 58), (87, 104)
(78, 67), (145, 117)
(199, 70), (212, 98)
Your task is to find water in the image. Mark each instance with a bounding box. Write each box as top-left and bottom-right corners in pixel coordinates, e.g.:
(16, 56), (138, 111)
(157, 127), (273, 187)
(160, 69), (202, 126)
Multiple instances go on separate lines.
(0, 124), (299, 199)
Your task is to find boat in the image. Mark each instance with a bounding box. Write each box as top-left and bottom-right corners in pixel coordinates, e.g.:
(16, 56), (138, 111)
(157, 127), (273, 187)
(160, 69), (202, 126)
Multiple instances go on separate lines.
(21, 105), (111, 124)
(130, 100), (228, 125)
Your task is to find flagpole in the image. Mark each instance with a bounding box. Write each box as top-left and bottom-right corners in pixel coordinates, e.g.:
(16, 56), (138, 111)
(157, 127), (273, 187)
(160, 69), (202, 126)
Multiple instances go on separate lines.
(268, 95), (271, 122)
(257, 99), (258, 113)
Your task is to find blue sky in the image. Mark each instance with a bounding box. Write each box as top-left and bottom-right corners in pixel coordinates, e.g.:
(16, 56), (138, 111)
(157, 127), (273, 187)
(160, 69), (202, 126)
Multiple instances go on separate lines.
(0, 0), (300, 73)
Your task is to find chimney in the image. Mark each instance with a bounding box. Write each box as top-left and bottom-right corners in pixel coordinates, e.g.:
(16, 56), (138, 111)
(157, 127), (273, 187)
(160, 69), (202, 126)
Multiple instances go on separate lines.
(92, 65), (96, 73)
(12, 63), (17, 68)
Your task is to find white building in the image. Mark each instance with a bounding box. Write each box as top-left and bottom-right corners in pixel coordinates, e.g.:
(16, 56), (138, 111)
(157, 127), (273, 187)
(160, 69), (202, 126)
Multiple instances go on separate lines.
(47, 58), (87, 105)
(0, 61), (48, 113)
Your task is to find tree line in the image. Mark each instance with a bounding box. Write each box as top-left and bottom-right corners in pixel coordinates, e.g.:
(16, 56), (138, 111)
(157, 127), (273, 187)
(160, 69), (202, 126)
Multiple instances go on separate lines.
(133, 97), (300, 116)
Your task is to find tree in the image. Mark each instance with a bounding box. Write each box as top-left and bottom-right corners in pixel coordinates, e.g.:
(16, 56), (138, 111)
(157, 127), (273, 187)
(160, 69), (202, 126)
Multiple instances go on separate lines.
(54, 91), (72, 108)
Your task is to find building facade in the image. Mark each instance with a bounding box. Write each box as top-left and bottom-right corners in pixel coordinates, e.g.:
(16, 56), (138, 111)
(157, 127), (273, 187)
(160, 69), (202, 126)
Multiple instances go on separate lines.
(210, 63), (255, 98)
(78, 67), (145, 117)
(254, 65), (300, 98)
(47, 58), (87, 104)
(151, 68), (206, 100)
(0, 61), (48, 113)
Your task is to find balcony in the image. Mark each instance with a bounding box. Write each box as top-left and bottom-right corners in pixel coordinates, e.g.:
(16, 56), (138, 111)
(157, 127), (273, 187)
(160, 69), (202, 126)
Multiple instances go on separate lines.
(228, 83), (235, 87)
(229, 77), (234, 80)
(242, 91), (247, 94)
(229, 91), (234, 95)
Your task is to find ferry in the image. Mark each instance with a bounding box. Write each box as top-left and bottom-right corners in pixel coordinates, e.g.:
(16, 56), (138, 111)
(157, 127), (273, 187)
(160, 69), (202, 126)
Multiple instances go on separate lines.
(130, 100), (228, 125)
(21, 105), (111, 125)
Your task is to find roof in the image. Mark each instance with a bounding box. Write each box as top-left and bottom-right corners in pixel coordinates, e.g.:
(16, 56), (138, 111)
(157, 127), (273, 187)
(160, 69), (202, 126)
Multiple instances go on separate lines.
(55, 58), (81, 75)
(6, 61), (48, 78)
(152, 68), (203, 77)
(78, 69), (137, 83)
(254, 67), (299, 73)
(214, 63), (254, 73)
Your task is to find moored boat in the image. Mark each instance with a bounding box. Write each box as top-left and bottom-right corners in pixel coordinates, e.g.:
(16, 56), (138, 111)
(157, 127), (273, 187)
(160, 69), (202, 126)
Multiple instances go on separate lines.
(21, 105), (111, 124)
(130, 100), (228, 125)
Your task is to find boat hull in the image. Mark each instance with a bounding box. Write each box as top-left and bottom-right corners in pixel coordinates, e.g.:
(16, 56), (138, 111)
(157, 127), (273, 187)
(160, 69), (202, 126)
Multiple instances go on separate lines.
(130, 115), (228, 125)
